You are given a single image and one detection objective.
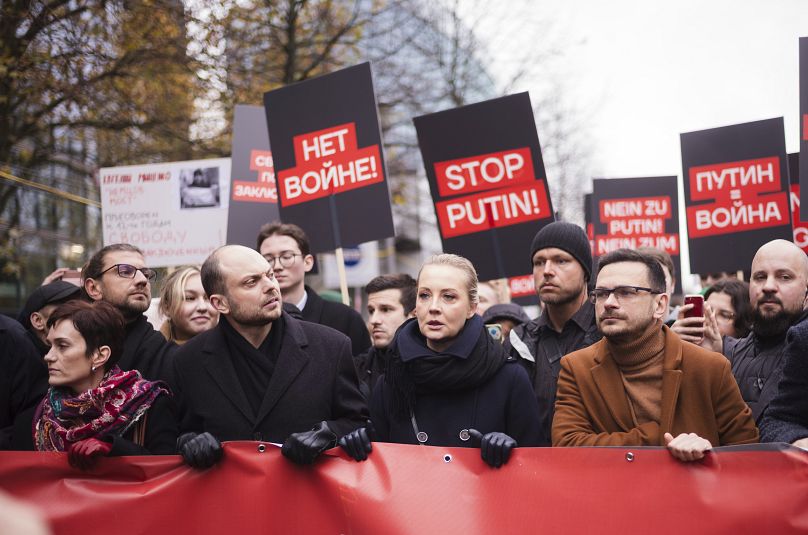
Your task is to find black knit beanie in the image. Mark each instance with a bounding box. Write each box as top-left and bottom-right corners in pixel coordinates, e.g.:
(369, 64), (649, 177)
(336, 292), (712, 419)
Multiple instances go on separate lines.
(529, 221), (592, 281)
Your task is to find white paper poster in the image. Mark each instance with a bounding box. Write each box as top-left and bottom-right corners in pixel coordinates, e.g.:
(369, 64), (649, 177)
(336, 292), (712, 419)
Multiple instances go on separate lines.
(100, 158), (231, 267)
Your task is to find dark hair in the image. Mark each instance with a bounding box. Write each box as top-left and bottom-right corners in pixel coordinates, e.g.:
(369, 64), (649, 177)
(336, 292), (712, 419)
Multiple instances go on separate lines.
(83, 243), (144, 281)
(596, 248), (666, 293)
(704, 279), (752, 338)
(201, 247), (227, 297)
(636, 247), (676, 284)
(47, 300), (126, 371)
(365, 274), (417, 314)
(256, 221), (310, 256)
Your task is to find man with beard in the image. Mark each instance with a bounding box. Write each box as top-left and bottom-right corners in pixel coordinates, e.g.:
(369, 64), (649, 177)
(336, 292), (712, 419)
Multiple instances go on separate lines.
(82, 244), (175, 383)
(552, 249), (757, 460)
(505, 221), (601, 445)
(354, 274), (416, 399)
(172, 245), (367, 467)
(720, 240), (808, 422)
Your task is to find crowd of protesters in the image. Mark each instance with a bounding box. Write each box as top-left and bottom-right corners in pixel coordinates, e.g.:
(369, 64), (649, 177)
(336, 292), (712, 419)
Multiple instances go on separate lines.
(2, 219), (808, 471)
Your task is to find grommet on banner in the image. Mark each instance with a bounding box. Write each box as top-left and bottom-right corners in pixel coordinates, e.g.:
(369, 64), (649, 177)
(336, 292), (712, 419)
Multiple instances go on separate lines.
(416, 431), (428, 443)
(625, 452), (634, 462)
(443, 454), (452, 463)
(459, 429), (470, 442)
(257, 444), (266, 453)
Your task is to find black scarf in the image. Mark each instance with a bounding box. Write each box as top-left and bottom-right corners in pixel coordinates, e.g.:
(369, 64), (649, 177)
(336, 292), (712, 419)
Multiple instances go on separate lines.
(385, 315), (506, 418)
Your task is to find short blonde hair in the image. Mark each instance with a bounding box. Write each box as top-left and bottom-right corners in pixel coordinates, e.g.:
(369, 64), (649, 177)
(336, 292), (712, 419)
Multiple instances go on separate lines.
(159, 266), (202, 322)
(418, 254), (479, 304)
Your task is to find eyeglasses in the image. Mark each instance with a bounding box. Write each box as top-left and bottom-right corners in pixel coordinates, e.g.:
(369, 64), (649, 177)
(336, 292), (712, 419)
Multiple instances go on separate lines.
(98, 263), (157, 281)
(589, 286), (662, 304)
(263, 252), (302, 269)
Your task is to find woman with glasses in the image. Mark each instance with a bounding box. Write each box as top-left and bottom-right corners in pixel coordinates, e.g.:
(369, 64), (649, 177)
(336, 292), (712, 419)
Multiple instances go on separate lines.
(339, 254), (541, 467)
(31, 300), (177, 469)
(704, 279), (752, 339)
(159, 266), (219, 344)
(81, 244), (175, 383)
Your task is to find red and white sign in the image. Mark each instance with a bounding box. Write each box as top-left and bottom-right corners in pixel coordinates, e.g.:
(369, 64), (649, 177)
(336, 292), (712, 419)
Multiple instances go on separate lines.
(232, 150), (277, 203)
(277, 123), (384, 206)
(595, 195), (679, 255)
(432, 148), (550, 238)
(685, 156), (789, 238)
(508, 274), (536, 299)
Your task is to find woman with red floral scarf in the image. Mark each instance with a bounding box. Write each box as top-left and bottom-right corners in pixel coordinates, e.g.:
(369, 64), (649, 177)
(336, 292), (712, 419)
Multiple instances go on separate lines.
(32, 300), (177, 469)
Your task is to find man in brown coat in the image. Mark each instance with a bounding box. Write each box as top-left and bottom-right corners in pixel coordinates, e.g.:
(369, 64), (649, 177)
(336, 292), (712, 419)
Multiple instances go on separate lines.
(552, 249), (758, 461)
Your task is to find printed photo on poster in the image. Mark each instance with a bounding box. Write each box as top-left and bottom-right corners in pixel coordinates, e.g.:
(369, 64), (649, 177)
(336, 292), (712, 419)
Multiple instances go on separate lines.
(180, 167), (220, 209)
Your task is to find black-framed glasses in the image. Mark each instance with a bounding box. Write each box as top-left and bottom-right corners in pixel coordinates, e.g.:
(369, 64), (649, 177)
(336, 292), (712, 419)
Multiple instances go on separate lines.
(589, 286), (661, 304)
(263, 252), (302, 269)
(99, 263), (157, 281)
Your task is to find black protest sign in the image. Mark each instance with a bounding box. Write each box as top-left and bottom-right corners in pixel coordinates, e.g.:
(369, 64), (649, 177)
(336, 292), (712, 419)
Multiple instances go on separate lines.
(413, 93), (554, 281)
(801, 37), (808, 219)
(592, 176), (682, 294)
(263, 63), (394, 253)
(788, 153), (808, 252)
(226, 104), (279, 248)
(584, 192), (594, 255)
(681, 118), (791, 275)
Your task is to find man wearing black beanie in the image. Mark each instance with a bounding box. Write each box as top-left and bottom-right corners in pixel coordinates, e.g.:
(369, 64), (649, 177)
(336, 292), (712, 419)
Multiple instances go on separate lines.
(504, 221), (601, 445)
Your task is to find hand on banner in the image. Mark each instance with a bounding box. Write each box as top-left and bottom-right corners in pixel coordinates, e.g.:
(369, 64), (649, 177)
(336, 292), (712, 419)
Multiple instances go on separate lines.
(338, 425), (373, 462)
(701, 304), (724, 352)
(282, 421), (337, 465)
(68, 438), (112, 470)
(178, 432), (223, 469)
(664, 432), (712, 462)
(468, 429), (517, 468)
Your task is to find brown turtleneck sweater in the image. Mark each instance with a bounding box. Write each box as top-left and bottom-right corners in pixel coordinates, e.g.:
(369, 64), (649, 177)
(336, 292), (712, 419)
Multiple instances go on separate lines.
(606, 322), (666, 426)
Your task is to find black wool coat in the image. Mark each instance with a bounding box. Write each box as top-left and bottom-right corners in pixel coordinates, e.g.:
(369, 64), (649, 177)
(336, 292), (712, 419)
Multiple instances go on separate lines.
(759, 319), (808, 444)
(370, 324), (543, 448)
(0, 315), (48, 450)
(119, 315), (177, 386)
(301, 285), (371, 356)
(173, 311), (368, 442)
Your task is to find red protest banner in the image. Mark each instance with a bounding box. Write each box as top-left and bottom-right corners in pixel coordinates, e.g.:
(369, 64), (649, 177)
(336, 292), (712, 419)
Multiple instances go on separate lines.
(277, 122), (384, 206)
(435, 147), (535, 198)
(231, 149), (277, 202)
(685, 156), (789, 238)
(508, 274), (535, 300)
(595, 195), (679, 256)
(435, 182), (550, 239)
(1, 443), (807, 535)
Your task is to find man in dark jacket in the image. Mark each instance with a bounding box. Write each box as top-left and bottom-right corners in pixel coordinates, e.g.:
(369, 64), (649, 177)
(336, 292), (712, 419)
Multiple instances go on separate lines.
(505, 221), (601, 445)
(18, 281), (82, 357)
(0, 315), (48, 449)
(678, 239), (808, 422)
(257, 222), (370, 355)
(82, 244), (176, 384)
(173, 245), (367, 467)
(354, 274), (416, 398)
(759, 319), (808, 447)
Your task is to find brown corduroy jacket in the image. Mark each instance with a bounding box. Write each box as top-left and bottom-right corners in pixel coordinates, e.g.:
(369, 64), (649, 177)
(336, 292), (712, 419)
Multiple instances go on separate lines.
(552, 326), (759, 447)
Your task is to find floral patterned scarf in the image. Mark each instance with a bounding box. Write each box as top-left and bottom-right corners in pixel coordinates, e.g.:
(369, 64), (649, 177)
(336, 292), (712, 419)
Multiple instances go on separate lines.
(33, 366), (169, 452)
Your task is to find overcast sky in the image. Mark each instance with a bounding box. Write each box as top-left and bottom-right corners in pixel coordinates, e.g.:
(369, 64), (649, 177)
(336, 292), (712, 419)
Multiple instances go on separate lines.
(487, 0), (808, 177)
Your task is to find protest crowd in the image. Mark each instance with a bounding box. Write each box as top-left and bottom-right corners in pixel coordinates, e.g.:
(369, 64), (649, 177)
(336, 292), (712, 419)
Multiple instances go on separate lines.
(3, 219), (808, 469)
(1, 27), (808, 531)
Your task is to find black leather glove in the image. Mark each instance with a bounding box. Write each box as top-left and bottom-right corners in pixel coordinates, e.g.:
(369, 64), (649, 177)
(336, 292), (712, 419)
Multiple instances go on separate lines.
(338, 426), (373, 462)
(468, 429), (517, 468)
(178, 432), (223, 469)
(281, 421), (337, 465)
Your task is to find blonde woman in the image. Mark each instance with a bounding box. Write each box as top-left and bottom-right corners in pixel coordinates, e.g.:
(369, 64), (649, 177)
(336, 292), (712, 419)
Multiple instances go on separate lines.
(340, 254), (541, 467)
(159, 267), (218, 344)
